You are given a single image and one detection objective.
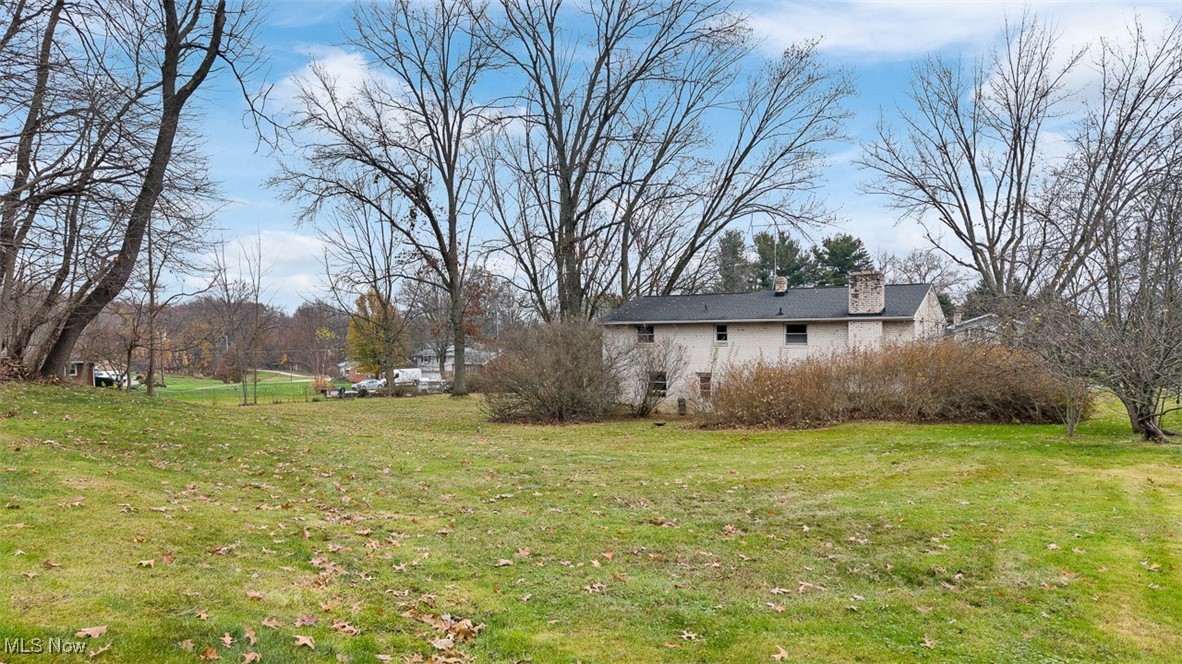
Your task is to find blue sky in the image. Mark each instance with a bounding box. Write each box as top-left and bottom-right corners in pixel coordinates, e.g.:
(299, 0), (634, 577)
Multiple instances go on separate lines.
(201, 0), (1179, 310)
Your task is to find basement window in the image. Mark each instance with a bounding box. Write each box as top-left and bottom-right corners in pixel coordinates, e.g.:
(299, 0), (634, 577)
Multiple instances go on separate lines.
(647, 371), (668, 398)
(636, 324), (655, 343)
(785, 324), (808, 345)
(698, 372), (713, 399)
(715, 324), (728, 342)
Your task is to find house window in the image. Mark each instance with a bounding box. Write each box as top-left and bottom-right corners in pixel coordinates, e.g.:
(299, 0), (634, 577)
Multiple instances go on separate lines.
(647, 371), (668, 398)
(69, 362), (80, 377)
(715, 325), (728, 342)
(698, 372), (712, 399)
(785, 324), (808, 345)
(637, 324), (655, 343)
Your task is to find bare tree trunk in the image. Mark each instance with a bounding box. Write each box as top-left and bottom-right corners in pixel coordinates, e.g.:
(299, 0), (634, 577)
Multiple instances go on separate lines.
(38, 0), (229, 378)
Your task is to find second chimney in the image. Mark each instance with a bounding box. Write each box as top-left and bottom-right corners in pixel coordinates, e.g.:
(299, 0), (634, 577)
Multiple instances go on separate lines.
(848, 271), (885, 314)
(773, 275), (788, 296)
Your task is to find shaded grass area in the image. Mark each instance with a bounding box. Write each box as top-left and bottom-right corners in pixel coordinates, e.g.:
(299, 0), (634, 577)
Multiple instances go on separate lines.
(0, 385), (1180, 662)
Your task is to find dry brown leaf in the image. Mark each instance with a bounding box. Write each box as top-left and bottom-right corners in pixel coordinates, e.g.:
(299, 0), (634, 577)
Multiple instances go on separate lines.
(242, 653), (261, 663)
(220, 632), (234, 647)
(179, 639), (195, 652)
(75, 626), (108, 638)
(295, 614), (317, 627)
(772, 645), (790, 661)
(245, 590), (263, 601)
(294, 635), (315, 649)
(244, 627), (257, 646)
(200, 645), (220, 661)
(493, 559), (513, 567)
(261, 617), (281, 629)
(432, 636), (454, 651)
(922, 635), (936, 649)
(137, 559), (154, 568)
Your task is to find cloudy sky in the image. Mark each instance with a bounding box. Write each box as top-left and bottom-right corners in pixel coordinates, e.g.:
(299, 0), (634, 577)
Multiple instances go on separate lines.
(202, 0), (1180, 310)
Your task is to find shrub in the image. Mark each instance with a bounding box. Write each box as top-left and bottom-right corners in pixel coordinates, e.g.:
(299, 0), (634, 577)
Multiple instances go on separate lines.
(708, 340), (1092, 429)
(482, 321), (626, 422)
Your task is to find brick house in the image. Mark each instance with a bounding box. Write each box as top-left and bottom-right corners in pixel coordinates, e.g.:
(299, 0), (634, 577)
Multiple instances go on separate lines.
(337, 361), (377, 383)
(67, 359), (96, 386)
(602, 271), (944, 407)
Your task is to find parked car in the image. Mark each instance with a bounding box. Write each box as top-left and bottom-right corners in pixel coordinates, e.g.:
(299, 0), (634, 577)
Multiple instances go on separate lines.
(351, 378), (385, 394)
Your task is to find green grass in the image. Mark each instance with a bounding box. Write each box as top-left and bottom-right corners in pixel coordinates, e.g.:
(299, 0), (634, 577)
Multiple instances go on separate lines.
(150, 371), (337, 405)
(1, 385), (1180, 662)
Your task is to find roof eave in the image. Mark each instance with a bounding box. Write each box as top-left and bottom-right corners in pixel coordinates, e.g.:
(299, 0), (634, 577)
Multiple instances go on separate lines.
(603, 316), (919, 325)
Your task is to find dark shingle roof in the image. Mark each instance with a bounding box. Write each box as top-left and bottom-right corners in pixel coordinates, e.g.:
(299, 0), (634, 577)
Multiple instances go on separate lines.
(603, 284), (933, 324)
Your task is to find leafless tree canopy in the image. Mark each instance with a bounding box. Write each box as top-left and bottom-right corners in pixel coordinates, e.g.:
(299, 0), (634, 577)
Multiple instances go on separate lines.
(0, 0), (262, 378)
(860, 12), (1084, 298)
(484, 0), (851, 320)
(273, 0), (501, 394)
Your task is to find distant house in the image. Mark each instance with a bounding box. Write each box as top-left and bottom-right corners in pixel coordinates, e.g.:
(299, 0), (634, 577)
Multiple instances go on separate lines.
(411, 346), (499, 379)
(602, 271), (944, 407)
(337, 361), (377, 383)
(946, 313), (1001, 341)
(68, 359), (96, 387)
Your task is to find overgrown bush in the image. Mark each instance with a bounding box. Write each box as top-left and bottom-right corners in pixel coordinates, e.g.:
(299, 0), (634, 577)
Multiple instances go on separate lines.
(482, 321), (626, 422)
(707, 340), (1092, 429)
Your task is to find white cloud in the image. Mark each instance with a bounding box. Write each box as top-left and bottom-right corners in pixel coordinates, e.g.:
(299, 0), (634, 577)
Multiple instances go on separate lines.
(212, 230), (328, 311)
(744, 1), (1174, 61)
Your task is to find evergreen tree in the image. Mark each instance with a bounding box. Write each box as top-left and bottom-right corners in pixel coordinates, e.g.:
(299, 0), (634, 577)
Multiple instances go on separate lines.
(713, 230), (754, 292)
(753, 231), (813, 289)
(810, 233), (873, 286)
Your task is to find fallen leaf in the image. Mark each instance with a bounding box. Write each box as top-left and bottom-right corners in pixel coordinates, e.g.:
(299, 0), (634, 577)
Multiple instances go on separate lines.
(294, 635), (315, 649)
(75, 626), (108, 638)
(244, 627), (257, 646)
(245, 590), (263, 601)
(179, 639), (194, 652)
(922, 635), (936, 649)
(663, 642), (680, 649)
(493, 559), (513, 567)
(242, 653), (261, 663)
(432, 636), (454, 650)
(295, 614), (317, 627)
(137, 559), (155, 568)
(261, 617), (281, 629)
(220, 632), (234, 647)
(772, 645), (790, 661)
(200, 645), (220, 660)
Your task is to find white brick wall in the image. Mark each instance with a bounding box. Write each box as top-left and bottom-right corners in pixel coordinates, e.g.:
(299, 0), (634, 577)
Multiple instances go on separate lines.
(605, 287), (945, 412)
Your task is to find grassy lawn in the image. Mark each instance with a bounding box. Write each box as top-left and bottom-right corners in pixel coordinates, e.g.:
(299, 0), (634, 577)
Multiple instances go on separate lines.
(1, 385), (1180, 662)
(151, 372), (332, 406)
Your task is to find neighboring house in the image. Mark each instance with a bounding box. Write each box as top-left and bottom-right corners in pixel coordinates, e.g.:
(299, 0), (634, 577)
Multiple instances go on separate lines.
(602, 271), (944, 408)
(68, 359), (96, 387)
(411, 346), (499, 379)
(946, 313), (1000, 341)
(337, 361), (378, 383)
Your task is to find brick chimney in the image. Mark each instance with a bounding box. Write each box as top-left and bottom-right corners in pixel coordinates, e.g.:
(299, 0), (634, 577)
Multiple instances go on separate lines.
(773, 275), (788, 296)
(848, 271), (885, 315)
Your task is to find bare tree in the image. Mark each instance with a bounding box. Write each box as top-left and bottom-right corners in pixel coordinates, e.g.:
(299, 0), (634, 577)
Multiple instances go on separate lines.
(0, 0), (262, 378)
(274, 0), (500, 395)
(878, 248), (965, 292)
(485, 0), (850, 320)
(860, 12), (1083, 298)
(1021, 20), (1182, 440)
